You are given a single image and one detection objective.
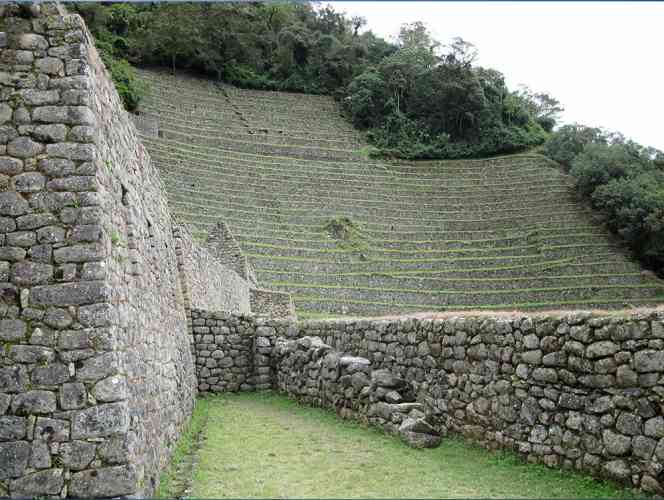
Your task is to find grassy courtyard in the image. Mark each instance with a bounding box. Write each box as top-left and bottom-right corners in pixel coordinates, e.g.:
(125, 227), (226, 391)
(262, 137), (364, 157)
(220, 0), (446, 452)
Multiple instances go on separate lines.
(158, 393), (633, 498)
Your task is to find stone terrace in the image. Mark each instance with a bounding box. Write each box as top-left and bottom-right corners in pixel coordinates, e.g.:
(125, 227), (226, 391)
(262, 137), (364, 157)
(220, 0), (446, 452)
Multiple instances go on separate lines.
(135, 68), (664, 317)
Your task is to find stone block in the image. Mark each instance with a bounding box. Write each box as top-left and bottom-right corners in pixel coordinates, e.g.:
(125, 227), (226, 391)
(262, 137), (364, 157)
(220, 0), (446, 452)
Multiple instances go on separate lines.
(71, 402), (129, 439)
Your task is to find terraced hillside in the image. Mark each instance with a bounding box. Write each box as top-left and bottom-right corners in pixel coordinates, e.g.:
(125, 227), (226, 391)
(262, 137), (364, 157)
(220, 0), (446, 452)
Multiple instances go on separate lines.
(134, 68), (664, 317)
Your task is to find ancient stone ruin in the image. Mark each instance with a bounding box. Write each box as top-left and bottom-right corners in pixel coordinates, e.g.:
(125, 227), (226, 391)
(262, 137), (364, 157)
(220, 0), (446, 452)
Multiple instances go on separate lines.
(1, 3), (664, 498)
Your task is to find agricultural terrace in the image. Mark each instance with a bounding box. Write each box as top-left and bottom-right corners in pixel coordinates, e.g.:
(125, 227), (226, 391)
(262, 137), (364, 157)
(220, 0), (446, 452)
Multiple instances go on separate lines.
(135, 68), (664, 318)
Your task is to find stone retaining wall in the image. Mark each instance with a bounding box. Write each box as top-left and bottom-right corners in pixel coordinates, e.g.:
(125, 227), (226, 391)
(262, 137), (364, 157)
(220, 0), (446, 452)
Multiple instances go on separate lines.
(194, 310), (664, 494)
(250, 287), (295, 319)
(174, 223), (251, 314)
(0, 5), (202, 497)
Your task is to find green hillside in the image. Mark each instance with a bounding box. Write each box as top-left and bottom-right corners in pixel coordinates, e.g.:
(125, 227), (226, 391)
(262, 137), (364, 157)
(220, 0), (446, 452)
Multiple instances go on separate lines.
(135, 68), (664, 317)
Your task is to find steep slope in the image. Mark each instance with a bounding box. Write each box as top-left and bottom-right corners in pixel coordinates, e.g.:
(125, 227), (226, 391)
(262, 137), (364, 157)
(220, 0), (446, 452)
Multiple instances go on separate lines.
(135, 68), (664, 317)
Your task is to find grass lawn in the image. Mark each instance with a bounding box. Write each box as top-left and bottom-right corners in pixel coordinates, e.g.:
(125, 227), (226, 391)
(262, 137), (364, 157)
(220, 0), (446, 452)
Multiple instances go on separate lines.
(161, 392), (634, 498)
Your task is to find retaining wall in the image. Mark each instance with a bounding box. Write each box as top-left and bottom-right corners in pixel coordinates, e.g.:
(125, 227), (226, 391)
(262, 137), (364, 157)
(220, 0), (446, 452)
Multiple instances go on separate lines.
(0, 5), (254, 496)
(193, 309), (664, 494)
(174, 224), (251, 314)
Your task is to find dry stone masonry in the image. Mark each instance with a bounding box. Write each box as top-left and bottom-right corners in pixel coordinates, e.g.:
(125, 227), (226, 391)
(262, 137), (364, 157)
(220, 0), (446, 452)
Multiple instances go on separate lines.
(0, 3), (291, 497)
(2, 3), (664, 498)
(192, 310), (664, 494)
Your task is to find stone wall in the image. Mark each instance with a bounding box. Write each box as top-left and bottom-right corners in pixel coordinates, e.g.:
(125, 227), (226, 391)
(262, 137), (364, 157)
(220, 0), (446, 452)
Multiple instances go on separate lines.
(174, 223), (251, 314)
(207, 221), (256, 285)
(191, 309), (276, 392)
(0, 5), (201, 496)
(195, 309), (664, 494)
(273, 336), (442, 448)
(250, 287), (295, 319)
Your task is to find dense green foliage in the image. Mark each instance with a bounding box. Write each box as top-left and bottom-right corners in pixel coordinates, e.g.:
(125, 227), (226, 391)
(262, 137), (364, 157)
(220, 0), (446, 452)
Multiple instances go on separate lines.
(71, 2), (558, 159)
(545, 126), (664, 274)
(343, 28), (556, 159)
(72, 3), (146, 110)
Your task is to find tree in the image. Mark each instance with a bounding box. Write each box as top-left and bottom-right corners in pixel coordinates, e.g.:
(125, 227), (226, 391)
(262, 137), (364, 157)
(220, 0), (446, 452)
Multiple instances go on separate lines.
(397, 21), (439, 54)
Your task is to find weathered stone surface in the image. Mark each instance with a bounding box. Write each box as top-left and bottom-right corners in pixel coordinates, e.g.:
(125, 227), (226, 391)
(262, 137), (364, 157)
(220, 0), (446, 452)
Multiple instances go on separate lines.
(11, 260), (52, 285)
(58, 440), (96, 470)
(10, 468), (64, 496)
(11, 390), (57, 415)
(76, 352), (117, 382)
(9, 345), (54, 364)
(0, 319), (26, 341)
(0, 156), (23, 175)
(602, 460), (630, 481)
(31, 281), (108, 306)
(31, 363), (70, 386)
(586, 341), (619, 359)
(7, 136), (43, 158)
(34, 417), (70, 442)
(0, 416), (26, 440)
(59, 382), (87, 410)
(0, 366), (29, 393)
(33, 105), (95, 125)
(399, 430), (442, 448)
(71, 402), (129, 439)
(0, 192), (30, 216)
(30, 439), (51, 469)
(0, 441), (30, 479)
(372, 369), (406, 388)
(602, 429), (631, 456)
(634, 350), (664, 372)
(93, 375), (127, 402)
(97, 434), (131, 464)
(69, 465), (137, 497)
(645, 417), (664, 438)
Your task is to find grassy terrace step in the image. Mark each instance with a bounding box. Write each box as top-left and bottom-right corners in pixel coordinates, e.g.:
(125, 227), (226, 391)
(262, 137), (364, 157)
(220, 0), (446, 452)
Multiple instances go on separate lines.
(153, 154), (561, 181)
(164, 179), (577, 213)
(256, 260), (644, 279)
(144, 137), (567, 183)
(240, 240), (620, 260)
(137, 67), (662, 313)
(243, 252), (625, 274)
(152, 151), (559, 184)
(294, 296), (664, 317)
(139, 108), (361, 143)
(141, 132), (558, 175)
(156, 168), (575, 200)
(268, 282), (664, 306)
(235, 231), (614, 251)
(211, 220), (609, 241)
(242, 241), (543, 259)
(171, 206), (597, 232)
(155, 158), (572, 194)
(258, 272), (648, 290)
(165, 190), (583, 224)
(140, 103), (357, 136)
(159, 128), (363, 152)
(138, 109), (362, 144)
(157, 121), (364, 149)
(153, 156), (566, 190)
(155, 165), (573, 196)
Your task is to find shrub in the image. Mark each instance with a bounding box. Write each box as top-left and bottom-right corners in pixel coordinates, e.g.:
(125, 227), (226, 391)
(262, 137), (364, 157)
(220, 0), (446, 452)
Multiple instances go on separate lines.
(570, 142), (653, 197)
(592, 171), (664, 272)
(543, 124), (607, 168)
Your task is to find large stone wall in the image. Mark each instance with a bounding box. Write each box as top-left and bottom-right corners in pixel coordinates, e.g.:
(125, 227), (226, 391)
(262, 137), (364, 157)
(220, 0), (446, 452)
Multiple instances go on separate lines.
(0, 4), (247, 496)
(194, 309), (664, 494)
(174, 223), (251, 314)
(250, 287), (295, 319)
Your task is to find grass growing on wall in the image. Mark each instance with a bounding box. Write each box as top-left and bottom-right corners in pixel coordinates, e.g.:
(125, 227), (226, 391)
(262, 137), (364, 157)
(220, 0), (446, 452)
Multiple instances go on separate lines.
(156, 397), (210, 497)
(186, 392), (633, 498)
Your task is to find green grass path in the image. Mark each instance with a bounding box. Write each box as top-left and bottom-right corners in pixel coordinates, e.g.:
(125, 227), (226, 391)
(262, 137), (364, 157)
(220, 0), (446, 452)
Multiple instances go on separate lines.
(166, 393), (633, 498)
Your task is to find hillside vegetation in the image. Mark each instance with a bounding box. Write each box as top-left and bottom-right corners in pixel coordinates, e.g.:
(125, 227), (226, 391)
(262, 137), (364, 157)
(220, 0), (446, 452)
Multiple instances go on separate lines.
(74, 2), (553, 159)
(134, 68), (663, 317)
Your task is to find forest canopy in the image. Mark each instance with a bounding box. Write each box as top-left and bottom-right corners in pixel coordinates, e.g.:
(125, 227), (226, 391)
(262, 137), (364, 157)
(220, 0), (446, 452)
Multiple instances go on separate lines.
(71, 2), (560, 159)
